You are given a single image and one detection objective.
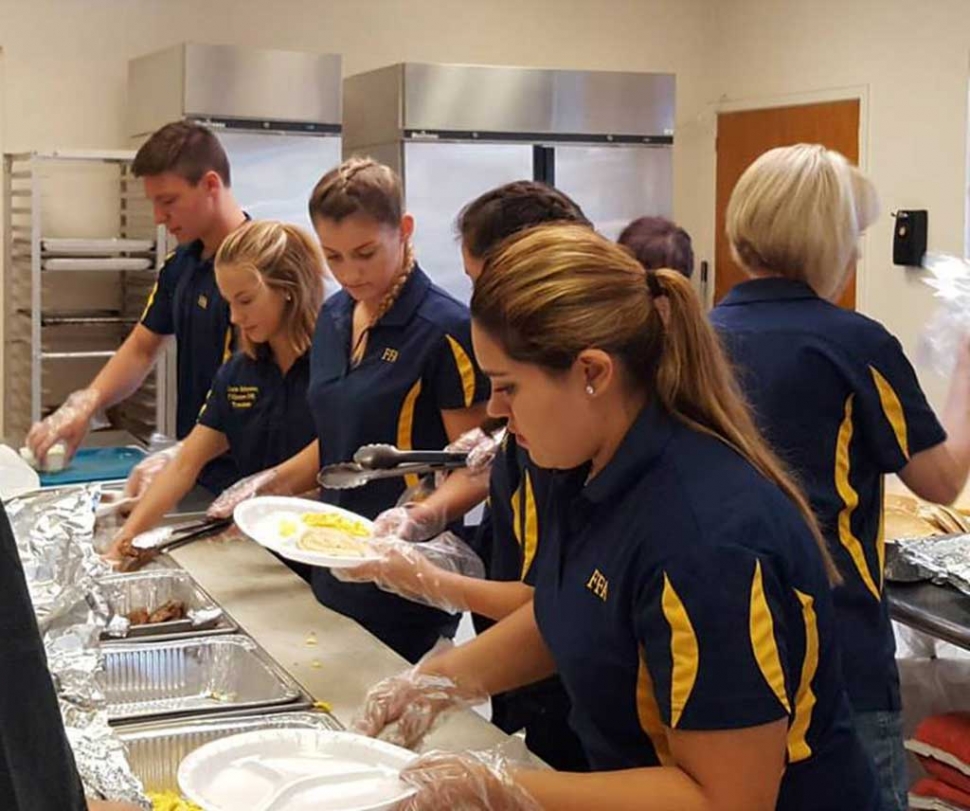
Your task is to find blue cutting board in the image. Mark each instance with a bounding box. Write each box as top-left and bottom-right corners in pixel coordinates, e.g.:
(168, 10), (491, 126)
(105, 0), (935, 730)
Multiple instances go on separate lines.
(39, 446), (147, 487)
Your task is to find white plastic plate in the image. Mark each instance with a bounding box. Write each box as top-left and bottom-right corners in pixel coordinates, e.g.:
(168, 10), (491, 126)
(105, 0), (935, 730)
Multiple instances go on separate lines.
(177, 728), (417, 811)
(233, 496), (380, 569)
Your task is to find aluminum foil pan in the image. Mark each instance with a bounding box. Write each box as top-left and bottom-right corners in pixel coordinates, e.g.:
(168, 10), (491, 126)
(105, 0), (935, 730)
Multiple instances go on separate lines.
(117, 711), (342, 795)
(897, 533), (970, 594)
(100, 635), (309, 725)
(98, 570), (233, 642)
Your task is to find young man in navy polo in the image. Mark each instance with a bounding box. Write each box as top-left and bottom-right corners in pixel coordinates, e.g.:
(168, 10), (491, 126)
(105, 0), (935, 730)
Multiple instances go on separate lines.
(27, 122), (246, 493)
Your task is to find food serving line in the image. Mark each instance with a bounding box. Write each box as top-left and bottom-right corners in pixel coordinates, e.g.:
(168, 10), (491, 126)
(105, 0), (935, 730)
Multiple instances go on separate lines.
(5, 433), (518, 810)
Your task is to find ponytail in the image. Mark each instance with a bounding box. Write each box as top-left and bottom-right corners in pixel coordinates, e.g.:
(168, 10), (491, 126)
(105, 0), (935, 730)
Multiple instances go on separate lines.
(473, 224), (841, 585)
(650, 270), (840, 584)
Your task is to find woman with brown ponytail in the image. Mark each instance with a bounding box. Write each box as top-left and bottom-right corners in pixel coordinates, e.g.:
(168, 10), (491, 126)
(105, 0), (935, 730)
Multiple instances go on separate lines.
(352, 224), (881, 810)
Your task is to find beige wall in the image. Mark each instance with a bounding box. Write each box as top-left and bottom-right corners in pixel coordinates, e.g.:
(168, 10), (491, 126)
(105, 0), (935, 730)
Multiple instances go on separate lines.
(1, 0), (968, 426)
(0, 0), (717, 431)
(706, 0), (970, 408)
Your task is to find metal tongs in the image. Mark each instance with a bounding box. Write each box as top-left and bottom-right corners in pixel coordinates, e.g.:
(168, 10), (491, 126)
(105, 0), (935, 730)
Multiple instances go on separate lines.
(316, 443), (468, 490)
(129, 516), (233, 554)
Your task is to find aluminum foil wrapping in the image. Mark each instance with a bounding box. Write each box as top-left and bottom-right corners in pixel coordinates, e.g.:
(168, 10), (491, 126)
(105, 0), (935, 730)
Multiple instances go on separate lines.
(45, 627), (150, 806)
(64, 706), (151, 808)
(45, 624), (104, 710)
(5, 485), (113, 631)
(7, 486), (150, 807)
(897, 534), (970, 595)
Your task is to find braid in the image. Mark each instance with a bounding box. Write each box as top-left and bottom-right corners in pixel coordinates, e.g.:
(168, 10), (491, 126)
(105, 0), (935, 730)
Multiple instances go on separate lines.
(371, 242), (416, 325)
(350, 241), (416, 366)
(456, 180), (590, 259)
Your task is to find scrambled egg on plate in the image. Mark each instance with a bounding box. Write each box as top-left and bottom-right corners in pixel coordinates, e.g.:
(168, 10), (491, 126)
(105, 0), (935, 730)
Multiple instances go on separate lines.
(148, 791), (202, 811)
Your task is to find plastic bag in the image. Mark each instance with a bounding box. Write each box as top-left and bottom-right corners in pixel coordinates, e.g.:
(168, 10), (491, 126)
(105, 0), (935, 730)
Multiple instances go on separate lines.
(916, 252), (970, 377)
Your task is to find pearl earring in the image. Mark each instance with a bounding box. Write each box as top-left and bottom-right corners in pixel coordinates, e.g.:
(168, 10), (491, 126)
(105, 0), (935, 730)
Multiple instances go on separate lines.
(586, 384), (595, 396)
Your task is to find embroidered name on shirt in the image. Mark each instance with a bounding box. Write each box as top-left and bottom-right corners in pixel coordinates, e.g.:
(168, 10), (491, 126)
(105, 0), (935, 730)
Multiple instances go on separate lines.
(198, 294), (208, 309)
(227, 385), (259, 409)
(381, 348), (400, 363)
(586, 569), (609, 601)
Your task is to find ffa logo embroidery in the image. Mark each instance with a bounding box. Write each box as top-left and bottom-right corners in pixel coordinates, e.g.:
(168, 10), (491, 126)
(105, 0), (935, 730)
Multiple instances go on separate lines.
(197, 294), (208, 309)
(586, 569), (609, 601)
(381, 348), (400, 363)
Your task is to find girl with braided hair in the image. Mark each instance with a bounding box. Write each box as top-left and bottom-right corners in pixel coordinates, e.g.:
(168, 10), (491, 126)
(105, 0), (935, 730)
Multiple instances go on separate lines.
(214, 157), (491, 662)
(339, 181), (593, 768)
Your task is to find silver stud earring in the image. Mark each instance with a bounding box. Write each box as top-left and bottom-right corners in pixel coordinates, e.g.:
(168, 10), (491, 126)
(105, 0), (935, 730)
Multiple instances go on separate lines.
(586, 384), (595, 396)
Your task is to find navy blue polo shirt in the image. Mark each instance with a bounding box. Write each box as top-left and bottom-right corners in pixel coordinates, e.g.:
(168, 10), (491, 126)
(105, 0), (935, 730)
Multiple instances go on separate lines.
(533, 402), (880, 810)
(307, 265), (489, 660)
(711, 277), (946, 713)
(141, 240), (239, 492)
(475, 433), (587, 771)
(486, 433), (546, 585)
(197, 349), (315, 477)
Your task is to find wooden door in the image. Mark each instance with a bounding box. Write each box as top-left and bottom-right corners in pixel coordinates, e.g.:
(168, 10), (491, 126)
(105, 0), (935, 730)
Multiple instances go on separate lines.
(715, 99), (861, 307)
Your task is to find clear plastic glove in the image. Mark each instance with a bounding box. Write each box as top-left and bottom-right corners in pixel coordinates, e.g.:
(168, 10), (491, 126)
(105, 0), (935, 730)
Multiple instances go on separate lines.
(206, 468), (278, 520)
(25, 388), (99, 464)
(354, 660), (486, 749)
(434, 426), (506, 488)
(372, 502), (446, 542)
(103, 529), (157, 573)
(449, 426), (505, 475)
(332, 532), (485, 613)
(123, 442), (182, 499)
(398, 749), (541, 811)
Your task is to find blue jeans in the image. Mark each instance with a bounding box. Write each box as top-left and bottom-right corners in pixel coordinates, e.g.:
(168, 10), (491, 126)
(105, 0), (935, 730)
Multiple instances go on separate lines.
(853, 709), (908, 811)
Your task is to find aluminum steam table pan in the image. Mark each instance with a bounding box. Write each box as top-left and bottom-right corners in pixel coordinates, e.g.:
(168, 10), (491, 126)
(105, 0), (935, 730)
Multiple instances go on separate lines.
(100, 634), (309, 725)
(117, 711), (343, 795)
(98, 570), (235, 643)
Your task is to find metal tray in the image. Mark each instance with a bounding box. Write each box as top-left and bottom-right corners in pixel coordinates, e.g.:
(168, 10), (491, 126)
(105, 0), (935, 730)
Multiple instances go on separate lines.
(100, 635), (309, 725)
(98, 570), (235, 642)
(117, 711), (342, 795)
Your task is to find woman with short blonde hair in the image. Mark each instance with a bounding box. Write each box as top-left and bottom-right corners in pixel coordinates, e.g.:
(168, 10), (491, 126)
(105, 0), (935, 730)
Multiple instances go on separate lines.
(726, 143), (878, 299)
(714, 143), (970, 810)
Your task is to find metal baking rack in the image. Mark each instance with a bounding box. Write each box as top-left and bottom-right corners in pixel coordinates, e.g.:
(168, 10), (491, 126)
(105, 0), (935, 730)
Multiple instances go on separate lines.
(3, 150), (168, 443)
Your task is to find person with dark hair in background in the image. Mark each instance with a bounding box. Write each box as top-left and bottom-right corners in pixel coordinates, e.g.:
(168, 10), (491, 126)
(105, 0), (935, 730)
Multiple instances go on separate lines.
(338, 180), (593, 769)
(617, 215), (694, 278)
(26, 121), (247, 495)
(456, 180), (593, 280)
(0, 500), (139, 811)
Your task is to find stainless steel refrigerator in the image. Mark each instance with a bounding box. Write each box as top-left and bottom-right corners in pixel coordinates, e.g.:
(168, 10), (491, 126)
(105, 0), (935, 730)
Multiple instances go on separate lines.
(127, 43), (343, 438)
(343, 63), (675, 302)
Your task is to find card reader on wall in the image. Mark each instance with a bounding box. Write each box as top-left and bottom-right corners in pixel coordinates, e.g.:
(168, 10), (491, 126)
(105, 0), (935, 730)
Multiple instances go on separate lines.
(893, 210), (928, 266)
